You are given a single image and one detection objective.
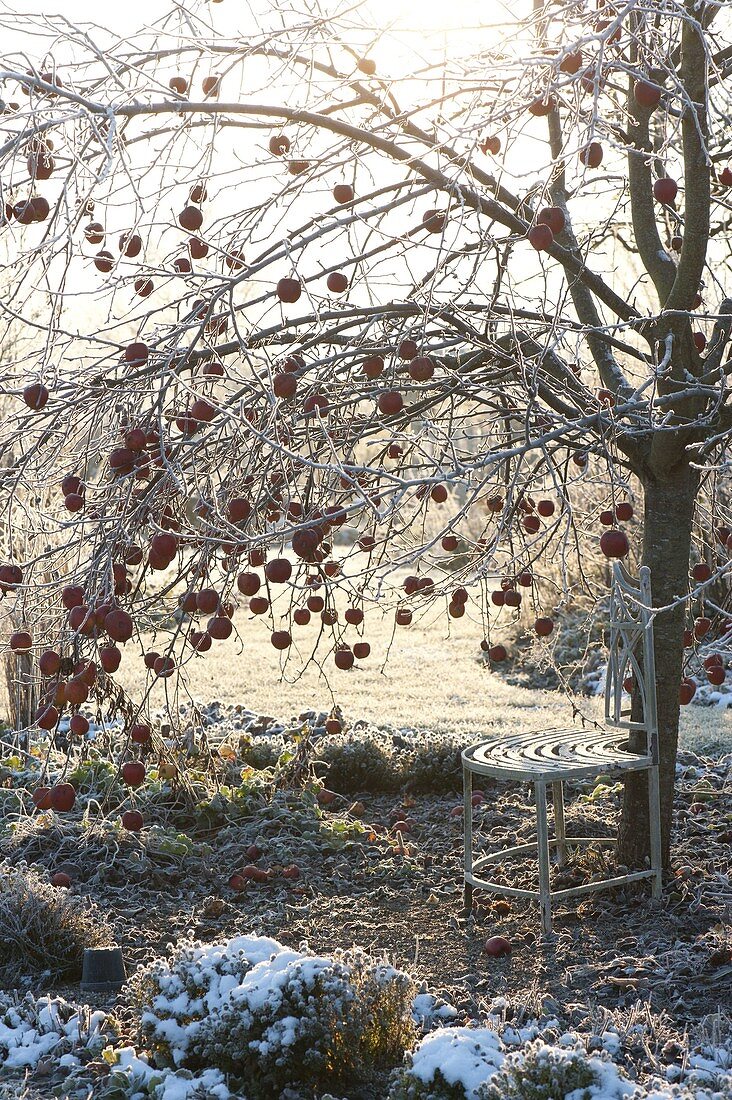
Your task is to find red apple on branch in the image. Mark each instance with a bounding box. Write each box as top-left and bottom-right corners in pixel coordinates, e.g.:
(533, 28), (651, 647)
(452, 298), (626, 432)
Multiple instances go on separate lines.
(121, 761), (146, 787)
(634, 80), (662, 109)
(600, 530), (629, 558)
(51, 783), (76, 811)
(277, 277), (302, 303)
(528, 224), (553, 251)
(654, 178), (678, 205)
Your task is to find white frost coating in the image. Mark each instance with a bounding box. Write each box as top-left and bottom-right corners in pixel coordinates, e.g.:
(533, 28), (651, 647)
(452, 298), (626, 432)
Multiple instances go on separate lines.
(231, 950), (333, 1013)
(1, 1028), (63, 1068)
(138, 934), (296, 1062)
(602, 1033), (622, 1055)
(154, 1068), (231, 1100)
(408, 1026), (504, 1096)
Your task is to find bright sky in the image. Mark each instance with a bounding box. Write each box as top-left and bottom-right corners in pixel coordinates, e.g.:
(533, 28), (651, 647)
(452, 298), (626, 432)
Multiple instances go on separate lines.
(1, 0), (514, 40)
(5, 0), (185, 29)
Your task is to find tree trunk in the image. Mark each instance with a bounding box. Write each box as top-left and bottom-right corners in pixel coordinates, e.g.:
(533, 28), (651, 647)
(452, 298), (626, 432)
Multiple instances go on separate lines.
(616, 462), (698, 870)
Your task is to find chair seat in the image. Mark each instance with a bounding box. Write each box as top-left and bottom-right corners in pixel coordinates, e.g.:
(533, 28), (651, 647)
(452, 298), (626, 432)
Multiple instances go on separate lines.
(462, 727), (653, 782)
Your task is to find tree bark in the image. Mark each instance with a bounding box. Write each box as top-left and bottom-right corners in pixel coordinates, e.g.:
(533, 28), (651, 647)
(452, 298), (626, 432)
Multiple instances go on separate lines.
(616, 462), (698, 870)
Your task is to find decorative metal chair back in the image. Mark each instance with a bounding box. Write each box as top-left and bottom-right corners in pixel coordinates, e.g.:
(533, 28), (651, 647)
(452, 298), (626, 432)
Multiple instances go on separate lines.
(604, 563), (659, 763)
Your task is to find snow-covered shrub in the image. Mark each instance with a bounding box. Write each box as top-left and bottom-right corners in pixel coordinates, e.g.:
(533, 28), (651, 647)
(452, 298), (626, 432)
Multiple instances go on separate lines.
(129, 934), (415, 1098)
(478, 1040), (634, 1100)
(389, 1030), (642, 1100)
(0, 992), (107, 1070)
(388, 1027), (505, 1100)
(411, 992), (460, 1030)
(0, 860), (112, 978)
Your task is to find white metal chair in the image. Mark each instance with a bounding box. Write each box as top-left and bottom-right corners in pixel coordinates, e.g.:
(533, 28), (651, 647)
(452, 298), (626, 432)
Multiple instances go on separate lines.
(462, 563), (662, 934)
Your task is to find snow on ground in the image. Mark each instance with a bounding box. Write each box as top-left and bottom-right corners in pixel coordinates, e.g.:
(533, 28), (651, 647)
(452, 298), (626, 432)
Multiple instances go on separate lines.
(0, 993), (106, 1069)
(3, 934), (729, 1100)
(1, 969), (730, 1100)
(403, 1022), (732, 1100)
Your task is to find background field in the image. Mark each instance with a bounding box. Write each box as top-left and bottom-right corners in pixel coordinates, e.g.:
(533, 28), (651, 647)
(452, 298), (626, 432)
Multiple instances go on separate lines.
(110, 604), (732, 752)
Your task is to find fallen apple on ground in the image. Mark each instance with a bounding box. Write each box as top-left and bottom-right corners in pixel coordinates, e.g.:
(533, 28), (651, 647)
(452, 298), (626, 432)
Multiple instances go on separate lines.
(483, 936), (512, 957)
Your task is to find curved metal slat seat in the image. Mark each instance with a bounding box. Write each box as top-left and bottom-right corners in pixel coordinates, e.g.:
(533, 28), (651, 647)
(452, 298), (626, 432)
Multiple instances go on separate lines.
(462, 564), (663, 935)
(463, 727), (653, 783)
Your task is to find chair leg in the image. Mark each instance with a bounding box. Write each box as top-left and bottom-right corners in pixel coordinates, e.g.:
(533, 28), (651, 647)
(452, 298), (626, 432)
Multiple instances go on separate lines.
(648, 765), (663, 899)
(552, 781), (566, 866)
(535, 781), (553, 934)
(463, 765), (473, 913)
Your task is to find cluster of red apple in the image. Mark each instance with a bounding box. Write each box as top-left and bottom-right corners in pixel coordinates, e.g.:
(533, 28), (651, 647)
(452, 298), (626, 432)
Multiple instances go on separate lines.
(677, 550), (732, 701)
(7, 31), (729, 777)
(30, 749), (178, 834)
(228, 844), (300, 890)
(522, 74), (717, 261)
(31, 763), (145, 829)
(479, 491), (634, 663)
(228, 512), (371, 666)
(6, 449), (386, 712)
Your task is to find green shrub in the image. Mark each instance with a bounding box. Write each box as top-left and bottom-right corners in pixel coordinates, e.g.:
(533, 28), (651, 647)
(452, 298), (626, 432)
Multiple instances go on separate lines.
(316, 733), (469, 795)
(233, 727), (474, 797)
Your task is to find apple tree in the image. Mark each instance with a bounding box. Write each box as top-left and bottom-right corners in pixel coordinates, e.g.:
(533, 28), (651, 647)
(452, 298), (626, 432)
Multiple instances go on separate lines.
(1, 0), (731, 869)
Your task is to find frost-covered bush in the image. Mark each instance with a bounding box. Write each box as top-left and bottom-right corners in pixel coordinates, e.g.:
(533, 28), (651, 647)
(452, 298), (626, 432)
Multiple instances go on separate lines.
(130, 934), (415, 1098)
(237, 737), (281, 772)
(0, 860), (112, 978)
(318, 736), (400, 793)
(236, 729), (472, 795)
(319, 733), (469, 795)
(389, 1073), (473, 1100)
(405, 739), (465, 794)
(478, 1041), (633, 1100)
(0, 992), (107, 1070)
(388, 1028), (505, 1100)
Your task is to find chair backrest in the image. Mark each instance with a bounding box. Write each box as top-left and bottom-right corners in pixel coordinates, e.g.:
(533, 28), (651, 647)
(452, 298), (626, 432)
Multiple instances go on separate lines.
(604, 563), (659, 761)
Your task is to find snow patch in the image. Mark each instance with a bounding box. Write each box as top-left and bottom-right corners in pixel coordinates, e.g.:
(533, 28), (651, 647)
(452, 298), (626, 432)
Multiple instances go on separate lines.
(407, 1026), (504, 1097)
(0, 994), (107, 1070)
(112, 1047), (231, 1099)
